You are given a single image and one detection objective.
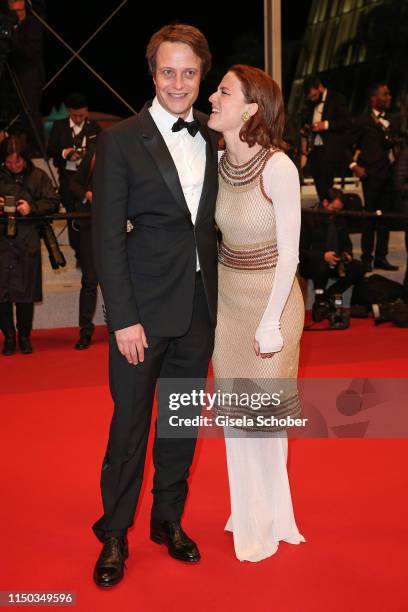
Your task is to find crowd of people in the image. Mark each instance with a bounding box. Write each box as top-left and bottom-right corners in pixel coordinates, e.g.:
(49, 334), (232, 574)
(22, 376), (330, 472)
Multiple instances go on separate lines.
(1, 0), (407, 350)
(300, 75), (407, 320)
(0, 92), (101, 354)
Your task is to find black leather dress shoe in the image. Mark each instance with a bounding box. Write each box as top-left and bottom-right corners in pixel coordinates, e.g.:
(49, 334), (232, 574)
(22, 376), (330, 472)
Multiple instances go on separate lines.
(373, 257), (399, 271)
(93, 537), (128, 588)
(18, 335), (33, 354)
(75, 334), (92, 350)
(150, 519), (200, 563)
(2, 336), (16, 356)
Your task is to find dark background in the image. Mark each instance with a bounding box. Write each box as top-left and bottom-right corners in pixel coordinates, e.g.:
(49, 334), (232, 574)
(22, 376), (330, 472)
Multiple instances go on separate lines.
(39, 0), (312, 117)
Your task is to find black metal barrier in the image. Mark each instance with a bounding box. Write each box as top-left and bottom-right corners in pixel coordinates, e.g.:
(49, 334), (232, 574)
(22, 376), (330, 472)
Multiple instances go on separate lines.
(0, 209), (407, 221)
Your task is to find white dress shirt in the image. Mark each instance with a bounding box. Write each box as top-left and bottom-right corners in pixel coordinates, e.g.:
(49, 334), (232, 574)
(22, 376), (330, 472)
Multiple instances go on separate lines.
(372, 108), (395, 163)
(312, 88), (329, 146)
(149, 97), (206, 270)
(64, 118), (87, 171)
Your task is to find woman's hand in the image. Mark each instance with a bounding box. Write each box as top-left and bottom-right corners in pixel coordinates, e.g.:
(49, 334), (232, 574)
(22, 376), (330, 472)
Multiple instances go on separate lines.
(253, 338), (275, 359)
(16, 200), (31, 216)
(253, 325), (283, 359)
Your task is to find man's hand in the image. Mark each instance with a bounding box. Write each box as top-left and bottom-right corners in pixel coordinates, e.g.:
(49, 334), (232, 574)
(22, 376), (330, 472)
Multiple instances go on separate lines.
(16, 200), (31, 216)
(63, 147), (80, 161)
(312, 121), (326, 132)
(115, 323), (148, 365)
(85, 190), (93, 203)
(352, 164), (367, 179)
(324, 251), (340, 266)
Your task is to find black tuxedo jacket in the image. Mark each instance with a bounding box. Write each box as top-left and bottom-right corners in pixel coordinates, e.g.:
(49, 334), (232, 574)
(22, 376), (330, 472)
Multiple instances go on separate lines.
(47, 118), (101, 173)
(303, 90), (351, 161)
(350, 112), (398, 180)
(92, 103), (219, 336)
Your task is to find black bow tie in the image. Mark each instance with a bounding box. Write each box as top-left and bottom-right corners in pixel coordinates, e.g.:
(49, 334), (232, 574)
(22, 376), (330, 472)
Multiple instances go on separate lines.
(172, 117), (200, 137)
(378, 111), (387, 119)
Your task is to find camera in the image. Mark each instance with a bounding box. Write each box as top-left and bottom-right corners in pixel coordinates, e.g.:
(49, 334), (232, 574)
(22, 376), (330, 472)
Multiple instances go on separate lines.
(300, 123), (315, 153)
(337, 252), (350, 278)
(74, 147), (86, 159)
(2, 194), (18, 238)
(310, 293), (350, 330)
(328, 294), (350, 329)
(66, 146), (86, 164)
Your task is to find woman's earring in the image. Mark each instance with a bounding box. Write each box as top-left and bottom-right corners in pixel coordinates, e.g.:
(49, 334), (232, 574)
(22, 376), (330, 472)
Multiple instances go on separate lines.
(241, 111), (250, 123)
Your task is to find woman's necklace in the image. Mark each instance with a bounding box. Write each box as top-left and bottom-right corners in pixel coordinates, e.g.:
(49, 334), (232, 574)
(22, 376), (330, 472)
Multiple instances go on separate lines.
(219, 147), (272, 186)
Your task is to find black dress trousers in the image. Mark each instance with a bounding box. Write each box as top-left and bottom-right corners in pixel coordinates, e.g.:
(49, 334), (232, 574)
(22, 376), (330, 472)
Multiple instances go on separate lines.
(309, 147), (338, 202)
(92, 274), (214, 542)
(361, 174), (394, 262)
(78, 220), (98, 334)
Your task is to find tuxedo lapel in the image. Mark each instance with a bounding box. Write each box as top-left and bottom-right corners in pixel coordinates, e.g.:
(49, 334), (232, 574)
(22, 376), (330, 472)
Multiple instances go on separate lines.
(64, 119), (73, 145)
(138, 104), (190, 217)
(322, 91), (331, 121)
(193, 112), (216, 225)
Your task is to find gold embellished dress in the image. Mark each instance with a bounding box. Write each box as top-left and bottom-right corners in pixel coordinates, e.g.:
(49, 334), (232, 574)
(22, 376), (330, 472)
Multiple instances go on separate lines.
(212, 147), (305, 562)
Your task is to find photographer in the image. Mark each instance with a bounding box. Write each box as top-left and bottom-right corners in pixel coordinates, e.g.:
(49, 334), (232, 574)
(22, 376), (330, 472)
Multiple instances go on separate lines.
(0, 134), (59, 355)
(2, 0), (46, 150)
(299, 188), (366, 321)
(47, 93), (101, 263)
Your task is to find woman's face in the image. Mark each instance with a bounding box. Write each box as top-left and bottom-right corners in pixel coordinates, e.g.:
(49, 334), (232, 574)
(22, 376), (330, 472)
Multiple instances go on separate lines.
(208, 71), (257, 135)
(5, 153), (26, 174)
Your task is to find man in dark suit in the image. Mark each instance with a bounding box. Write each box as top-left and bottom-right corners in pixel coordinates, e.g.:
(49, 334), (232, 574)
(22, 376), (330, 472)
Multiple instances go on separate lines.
(350, 82), (399, 271)
(47, 93), (101, 261)
(68, 146), (98, 350)
(395, 143), (408, 285)
(91, 24), (218, 587)
(300, 188), (365, 321)
(302, 75), (351, 201)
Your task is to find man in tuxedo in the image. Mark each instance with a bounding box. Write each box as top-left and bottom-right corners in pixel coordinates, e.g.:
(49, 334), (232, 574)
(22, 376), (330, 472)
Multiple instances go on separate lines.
(91, 24), (218, 587)
(302, 75), (351, 201)
(68, 145), (98, 350)
(350, 82), (399, 271)
(47, 93), (101, 262)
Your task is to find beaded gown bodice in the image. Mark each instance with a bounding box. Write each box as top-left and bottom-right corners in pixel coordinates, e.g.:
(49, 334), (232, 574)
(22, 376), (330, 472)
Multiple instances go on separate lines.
(216, 147), (278, 250)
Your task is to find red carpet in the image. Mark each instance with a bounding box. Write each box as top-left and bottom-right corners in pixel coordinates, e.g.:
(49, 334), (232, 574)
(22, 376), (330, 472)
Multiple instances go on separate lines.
(1, 321), (407, 611)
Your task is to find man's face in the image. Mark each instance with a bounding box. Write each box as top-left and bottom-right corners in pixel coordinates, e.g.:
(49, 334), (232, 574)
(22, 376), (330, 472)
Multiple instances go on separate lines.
(153, 41), (202, 118)
(69, 107), (88, 126)
(307, 85), (323, 103)
(372, 85), (392, 111)
(323, 197), (344, 212)
(8, 0), (26, 22)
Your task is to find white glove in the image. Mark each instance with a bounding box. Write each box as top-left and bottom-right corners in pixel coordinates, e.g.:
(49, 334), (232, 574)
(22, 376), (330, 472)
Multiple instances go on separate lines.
(255, 322), (283, 354)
